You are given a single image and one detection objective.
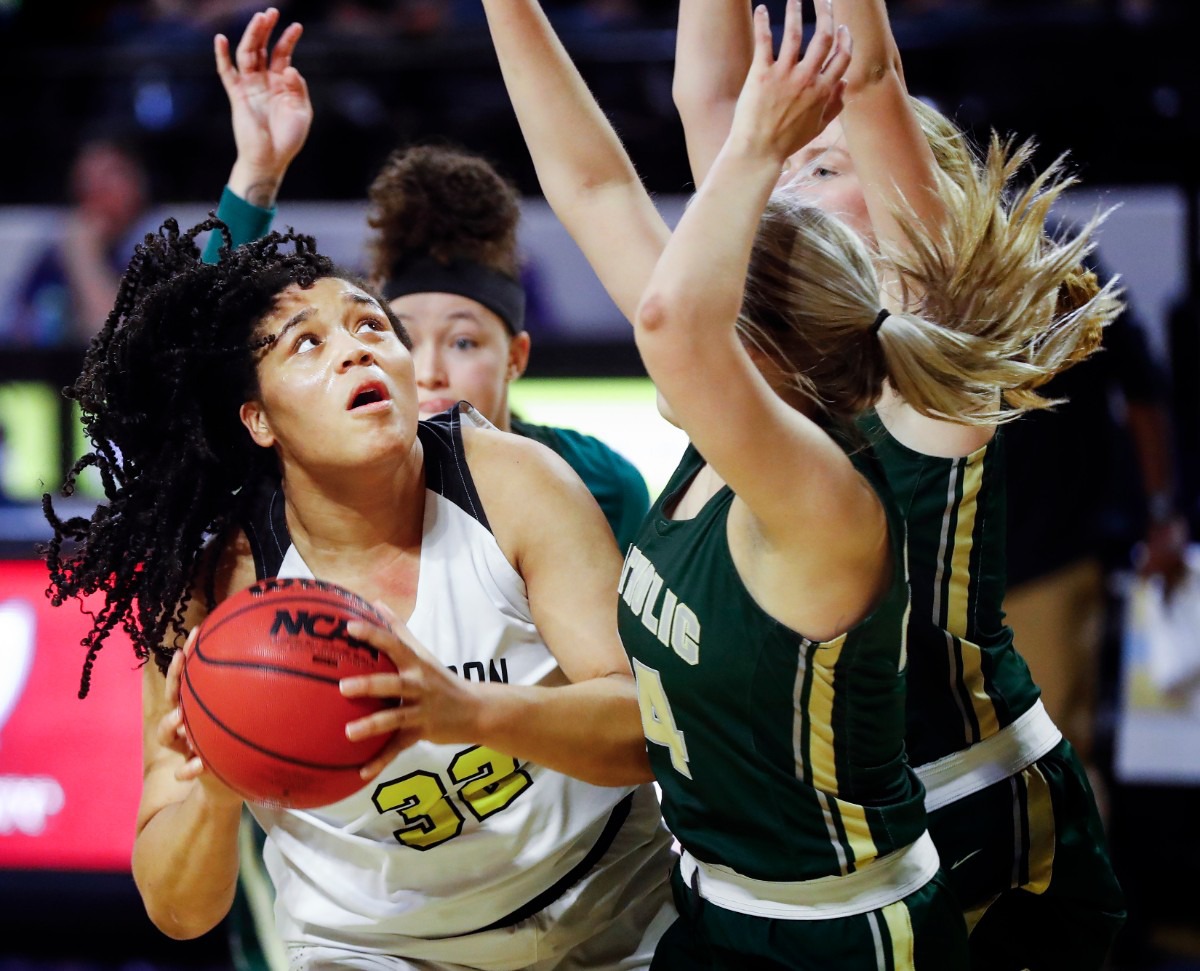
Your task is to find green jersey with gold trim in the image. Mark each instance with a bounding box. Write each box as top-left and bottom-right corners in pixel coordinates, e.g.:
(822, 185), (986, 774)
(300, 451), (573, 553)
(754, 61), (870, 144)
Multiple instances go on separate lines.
(618, 443), (927, 882)
(858, 411), (1041, 770)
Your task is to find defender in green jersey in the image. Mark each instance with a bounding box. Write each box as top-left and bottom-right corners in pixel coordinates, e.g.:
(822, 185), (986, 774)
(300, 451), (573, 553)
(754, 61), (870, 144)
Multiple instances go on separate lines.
(618, 444), (966, 969)
(476, 0), (1031, 962)
(861, 412), (1125, 970)
(672, 2), (1127, 967)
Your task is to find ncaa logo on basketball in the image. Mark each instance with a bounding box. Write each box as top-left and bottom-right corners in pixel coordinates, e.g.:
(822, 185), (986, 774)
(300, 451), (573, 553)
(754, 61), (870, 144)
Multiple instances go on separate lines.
(271, 609), (352, 641)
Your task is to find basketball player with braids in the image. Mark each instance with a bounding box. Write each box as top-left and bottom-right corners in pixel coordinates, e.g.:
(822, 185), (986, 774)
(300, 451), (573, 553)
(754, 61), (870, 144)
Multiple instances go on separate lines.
(203, 17), (655, 967)
(671, 1), (1126, 967)
(43, 222), (676, 969)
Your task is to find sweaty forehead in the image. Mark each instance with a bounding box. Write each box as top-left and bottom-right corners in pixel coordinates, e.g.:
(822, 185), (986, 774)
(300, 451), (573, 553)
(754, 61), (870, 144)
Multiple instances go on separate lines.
(253, 278), (386, 347)
(267, 279), (378, 319)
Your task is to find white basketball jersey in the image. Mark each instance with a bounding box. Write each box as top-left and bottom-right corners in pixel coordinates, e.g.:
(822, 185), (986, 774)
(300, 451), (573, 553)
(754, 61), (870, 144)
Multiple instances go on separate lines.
(241, 405), (667, 959)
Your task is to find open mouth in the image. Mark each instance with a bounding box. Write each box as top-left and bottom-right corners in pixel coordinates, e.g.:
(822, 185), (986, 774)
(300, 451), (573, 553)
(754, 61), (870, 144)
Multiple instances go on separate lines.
(347, 381), (390, 410)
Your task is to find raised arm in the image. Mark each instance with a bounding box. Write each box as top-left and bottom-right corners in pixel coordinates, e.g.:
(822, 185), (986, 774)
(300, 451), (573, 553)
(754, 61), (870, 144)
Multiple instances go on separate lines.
(214, 7), (312, 208)
(202, 8), (311, 264)
(832, 0), (945, 255)
(479, 0), (670, 322)
(672, 0), (754, 187)
(634, 4), (868, 552)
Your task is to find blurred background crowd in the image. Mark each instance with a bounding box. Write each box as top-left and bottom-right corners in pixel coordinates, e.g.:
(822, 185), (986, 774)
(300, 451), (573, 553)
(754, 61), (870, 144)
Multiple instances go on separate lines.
(1, 0), (1198, 212)
(1, 1), (1198, 969)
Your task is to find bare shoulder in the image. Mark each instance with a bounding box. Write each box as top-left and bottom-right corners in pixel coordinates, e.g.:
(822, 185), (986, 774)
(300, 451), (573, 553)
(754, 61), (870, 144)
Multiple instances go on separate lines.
(875, 387), (996, 458)
(459, 423), (614, 564)
(461, 422), (592, 497)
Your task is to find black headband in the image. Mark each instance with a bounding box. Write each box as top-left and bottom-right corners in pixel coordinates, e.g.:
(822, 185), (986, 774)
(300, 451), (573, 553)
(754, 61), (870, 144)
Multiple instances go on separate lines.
(382, 257), (526, 334)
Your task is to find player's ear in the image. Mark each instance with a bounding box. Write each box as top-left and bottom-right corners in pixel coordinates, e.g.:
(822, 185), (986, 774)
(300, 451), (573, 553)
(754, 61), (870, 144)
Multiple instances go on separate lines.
(507, 331), (531, 382)
(240, 400), (275, 448)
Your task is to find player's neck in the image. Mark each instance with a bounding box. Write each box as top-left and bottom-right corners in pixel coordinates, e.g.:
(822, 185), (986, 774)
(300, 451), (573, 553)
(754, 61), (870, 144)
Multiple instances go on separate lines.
(280, 448), (426, 555)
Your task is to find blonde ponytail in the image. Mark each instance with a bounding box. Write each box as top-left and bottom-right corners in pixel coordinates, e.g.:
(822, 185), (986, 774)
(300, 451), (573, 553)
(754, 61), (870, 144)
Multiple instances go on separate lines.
(880, 136), (1124, 423)
(737, 137), (1123, 429)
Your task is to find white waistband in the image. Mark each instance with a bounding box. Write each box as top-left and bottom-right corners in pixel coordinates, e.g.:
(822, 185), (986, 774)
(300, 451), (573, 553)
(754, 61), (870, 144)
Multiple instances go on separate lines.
(677, 831), (940, 920)
(915, 699), (1062, 812)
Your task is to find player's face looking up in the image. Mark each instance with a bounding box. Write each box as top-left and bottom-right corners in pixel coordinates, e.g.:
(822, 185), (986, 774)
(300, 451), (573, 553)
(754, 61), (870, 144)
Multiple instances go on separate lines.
(777, 119), (874, 245)
(390, 291), (530, 429)
(239, 277), (420, 469)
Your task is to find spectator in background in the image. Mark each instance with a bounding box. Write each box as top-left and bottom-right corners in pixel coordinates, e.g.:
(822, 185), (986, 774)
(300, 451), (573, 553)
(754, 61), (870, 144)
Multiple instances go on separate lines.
(1003, 248), (1189, 805)
(2, 137), (151, 347)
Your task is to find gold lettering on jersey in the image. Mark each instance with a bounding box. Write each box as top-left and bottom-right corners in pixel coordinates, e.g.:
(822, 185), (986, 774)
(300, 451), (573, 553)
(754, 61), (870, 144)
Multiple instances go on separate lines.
(620, 546), (700, 665)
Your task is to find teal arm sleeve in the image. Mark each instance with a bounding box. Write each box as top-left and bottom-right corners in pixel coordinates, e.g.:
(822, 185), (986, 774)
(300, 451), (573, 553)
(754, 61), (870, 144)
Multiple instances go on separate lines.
(201, 186), (277, 265)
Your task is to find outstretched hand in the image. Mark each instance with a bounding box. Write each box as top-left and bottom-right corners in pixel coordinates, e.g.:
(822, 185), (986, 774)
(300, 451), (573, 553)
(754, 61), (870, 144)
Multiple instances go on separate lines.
(215, 7), (313, 207)
(730, 0), (851, 166)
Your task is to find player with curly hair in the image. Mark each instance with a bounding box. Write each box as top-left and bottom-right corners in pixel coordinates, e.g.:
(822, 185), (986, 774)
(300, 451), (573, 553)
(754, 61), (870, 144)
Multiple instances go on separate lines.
(44, 217), (676, 970)
(198, 14), (656, 967)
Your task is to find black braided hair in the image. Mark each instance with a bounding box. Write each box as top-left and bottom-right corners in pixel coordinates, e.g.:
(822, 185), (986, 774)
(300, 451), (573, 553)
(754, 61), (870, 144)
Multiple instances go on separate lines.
(42, 217), (392, 698)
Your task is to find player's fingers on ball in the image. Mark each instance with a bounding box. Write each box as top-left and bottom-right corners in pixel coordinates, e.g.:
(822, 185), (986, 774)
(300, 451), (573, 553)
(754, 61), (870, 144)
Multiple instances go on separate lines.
(165, 648), (185, 701)
(184, 625), (200, 653)
(345, 704), (406, 742)
(156, 707), (183, 748)
(347, 620), (418, 667)
(176, 756), (205, 782)
(345, 618), (395, 652)
(369, 599), (398, 626)
(360, 733), (417, 780)
(339, 670), (404, 698)
(360, 754), (390, 781)
(360, 745), (399, 780)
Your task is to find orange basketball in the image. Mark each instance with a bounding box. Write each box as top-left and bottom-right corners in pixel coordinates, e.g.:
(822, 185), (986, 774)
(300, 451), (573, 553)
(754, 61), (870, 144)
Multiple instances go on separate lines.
(179, 577), (396, 809)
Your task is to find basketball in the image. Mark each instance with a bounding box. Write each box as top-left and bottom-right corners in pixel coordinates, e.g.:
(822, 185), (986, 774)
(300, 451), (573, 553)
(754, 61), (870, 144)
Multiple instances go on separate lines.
(179, 577), (397, 809)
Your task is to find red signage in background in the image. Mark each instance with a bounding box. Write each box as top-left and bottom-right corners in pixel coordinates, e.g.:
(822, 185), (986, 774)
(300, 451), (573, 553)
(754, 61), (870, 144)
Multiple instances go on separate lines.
(0, 559), (142, 871)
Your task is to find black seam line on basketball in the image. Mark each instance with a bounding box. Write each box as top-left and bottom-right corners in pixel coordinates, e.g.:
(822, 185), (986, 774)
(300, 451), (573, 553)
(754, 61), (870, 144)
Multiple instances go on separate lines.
(202, 591), (384, 640)
(182, 663), (372, 771)
(191, 640), (348, 686)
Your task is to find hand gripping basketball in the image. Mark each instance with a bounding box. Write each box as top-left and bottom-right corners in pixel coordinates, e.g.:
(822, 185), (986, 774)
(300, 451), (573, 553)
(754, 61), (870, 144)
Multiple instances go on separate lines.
(178, 577), (398, 809)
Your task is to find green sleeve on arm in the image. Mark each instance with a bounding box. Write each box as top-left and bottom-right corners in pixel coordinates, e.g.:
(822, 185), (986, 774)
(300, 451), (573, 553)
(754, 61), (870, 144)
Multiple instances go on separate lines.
(201, 186), (276, 265)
